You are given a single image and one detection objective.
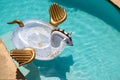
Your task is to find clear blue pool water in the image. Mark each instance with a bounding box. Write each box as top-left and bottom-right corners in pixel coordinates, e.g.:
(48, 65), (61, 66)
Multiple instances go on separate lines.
(0, 0), (120, 80)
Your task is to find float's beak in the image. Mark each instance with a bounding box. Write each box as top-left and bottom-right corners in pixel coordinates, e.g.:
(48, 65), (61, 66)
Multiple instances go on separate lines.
(71, 43), (73, 46)
(69, 43), (73, 46)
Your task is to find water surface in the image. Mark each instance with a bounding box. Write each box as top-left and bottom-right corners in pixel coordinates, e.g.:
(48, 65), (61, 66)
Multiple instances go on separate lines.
(0, 0), (120, 80)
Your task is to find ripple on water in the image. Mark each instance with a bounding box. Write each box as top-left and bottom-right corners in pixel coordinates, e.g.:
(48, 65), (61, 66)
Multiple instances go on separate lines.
(64, 8), (120, 80)
(0, 1), (120, 80)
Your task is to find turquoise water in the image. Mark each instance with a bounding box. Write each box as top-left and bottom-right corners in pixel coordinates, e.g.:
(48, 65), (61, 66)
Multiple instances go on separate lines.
(0, 0), (120, 80)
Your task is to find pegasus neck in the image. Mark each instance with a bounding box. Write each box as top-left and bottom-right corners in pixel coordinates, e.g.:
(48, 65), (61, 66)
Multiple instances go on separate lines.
(51, 30), (69, 47)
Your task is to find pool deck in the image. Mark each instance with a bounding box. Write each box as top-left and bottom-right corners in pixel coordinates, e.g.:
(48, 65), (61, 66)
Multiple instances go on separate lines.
(110, 0), (120, 8)
(0, 40), (25, 80)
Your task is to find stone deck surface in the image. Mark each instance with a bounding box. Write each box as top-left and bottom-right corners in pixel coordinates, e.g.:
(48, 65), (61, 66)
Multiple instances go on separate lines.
(0, 40), (25, 80)
(110, 0), (120, 8)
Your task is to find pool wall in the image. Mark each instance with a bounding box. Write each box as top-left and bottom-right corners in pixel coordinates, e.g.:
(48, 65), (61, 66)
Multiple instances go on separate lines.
(51, 0), (120, 31)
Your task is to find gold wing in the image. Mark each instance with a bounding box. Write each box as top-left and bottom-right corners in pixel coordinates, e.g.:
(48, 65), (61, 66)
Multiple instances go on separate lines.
(10, 48), (35, 66)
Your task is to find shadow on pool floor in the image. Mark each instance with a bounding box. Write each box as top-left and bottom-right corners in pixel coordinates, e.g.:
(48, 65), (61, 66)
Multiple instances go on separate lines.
(25, 55), (73, 80)
(50, 0), (120, 32)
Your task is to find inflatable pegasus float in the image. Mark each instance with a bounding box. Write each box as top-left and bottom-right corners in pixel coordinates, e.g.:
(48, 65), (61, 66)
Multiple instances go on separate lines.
(8, 3), (73, 66)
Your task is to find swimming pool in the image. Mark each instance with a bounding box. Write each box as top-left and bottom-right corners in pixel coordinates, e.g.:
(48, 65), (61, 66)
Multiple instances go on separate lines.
(0, 0), (120, 80)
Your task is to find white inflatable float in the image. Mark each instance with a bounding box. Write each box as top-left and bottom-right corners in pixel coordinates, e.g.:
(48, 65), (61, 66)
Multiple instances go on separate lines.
(9, 20), (73, 60)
